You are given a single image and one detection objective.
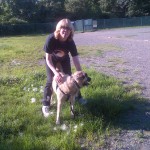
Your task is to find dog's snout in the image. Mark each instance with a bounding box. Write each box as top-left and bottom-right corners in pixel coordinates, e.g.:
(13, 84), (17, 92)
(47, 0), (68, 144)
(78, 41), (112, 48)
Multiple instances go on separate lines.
(87, 77), (91, 82)
(82, 76), (91, 86)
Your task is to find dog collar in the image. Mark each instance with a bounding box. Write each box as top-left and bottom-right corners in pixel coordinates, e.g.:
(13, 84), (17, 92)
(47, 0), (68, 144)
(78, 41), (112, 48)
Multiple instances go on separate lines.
(56, 84), (71, 99)
(72, 79), (80, 89)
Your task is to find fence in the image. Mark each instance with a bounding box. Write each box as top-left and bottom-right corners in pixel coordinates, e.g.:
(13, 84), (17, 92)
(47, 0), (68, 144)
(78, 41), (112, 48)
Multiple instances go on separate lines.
(0, 22), (56, 36)
(0, 16), (150, 36)
(74, 16), (150, 32)
(96, 16), (150, 29)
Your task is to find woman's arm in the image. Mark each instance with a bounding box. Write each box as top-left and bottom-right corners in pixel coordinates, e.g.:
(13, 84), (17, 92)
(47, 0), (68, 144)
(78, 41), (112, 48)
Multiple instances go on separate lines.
(45, 53), (58, 75)
(72, 55), (82, 71)
(45, 53), (62, 83)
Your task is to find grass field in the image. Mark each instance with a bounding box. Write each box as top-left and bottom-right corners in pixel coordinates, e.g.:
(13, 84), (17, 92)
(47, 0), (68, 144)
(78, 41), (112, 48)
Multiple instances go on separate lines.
(0, 34), (140, 149)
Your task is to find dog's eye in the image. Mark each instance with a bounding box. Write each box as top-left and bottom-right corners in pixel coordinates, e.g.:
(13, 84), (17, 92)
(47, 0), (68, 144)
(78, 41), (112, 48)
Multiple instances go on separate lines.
(82, 75), (85, 79)
(77, 74), (85, 79)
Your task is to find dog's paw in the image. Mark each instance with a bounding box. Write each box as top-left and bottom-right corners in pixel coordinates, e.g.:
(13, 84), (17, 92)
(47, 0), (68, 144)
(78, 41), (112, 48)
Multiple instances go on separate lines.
(56, 120), (60, 125)
(71, 114), (75, 119)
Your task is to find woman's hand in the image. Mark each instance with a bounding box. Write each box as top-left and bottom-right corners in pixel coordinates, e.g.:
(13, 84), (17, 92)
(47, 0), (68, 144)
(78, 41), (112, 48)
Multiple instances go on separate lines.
(55, 72), (63, 83)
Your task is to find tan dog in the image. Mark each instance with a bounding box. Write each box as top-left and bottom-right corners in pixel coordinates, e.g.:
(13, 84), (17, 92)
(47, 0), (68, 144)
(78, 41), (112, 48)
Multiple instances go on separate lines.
(52, 71), (91, 125)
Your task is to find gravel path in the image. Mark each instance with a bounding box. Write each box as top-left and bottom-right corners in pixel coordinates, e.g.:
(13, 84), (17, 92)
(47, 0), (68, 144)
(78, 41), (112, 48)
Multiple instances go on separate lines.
(74, 27), (150, 150)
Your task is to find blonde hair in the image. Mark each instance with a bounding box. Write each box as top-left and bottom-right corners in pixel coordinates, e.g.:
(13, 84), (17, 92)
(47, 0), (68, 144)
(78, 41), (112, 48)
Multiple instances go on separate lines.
(54, 18), (74, 41)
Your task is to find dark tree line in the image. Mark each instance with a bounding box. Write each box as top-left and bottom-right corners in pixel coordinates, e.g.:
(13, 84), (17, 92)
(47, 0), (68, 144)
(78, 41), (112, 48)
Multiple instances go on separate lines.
(0, 0), (150, 24)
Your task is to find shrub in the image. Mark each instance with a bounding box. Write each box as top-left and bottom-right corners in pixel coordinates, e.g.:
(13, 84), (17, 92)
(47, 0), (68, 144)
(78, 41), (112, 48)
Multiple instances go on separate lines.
(8, 17), (28, 25)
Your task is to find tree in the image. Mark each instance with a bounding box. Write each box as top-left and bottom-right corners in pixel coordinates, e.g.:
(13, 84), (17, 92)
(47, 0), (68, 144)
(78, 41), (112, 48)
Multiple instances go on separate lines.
(0, 0), (14, 24)
(0, 0), (66, 23)
(1, 0), (150, 24)
(126, 0), (150, 17)
(98, 0), (123, 18)
(0, 0), (38, 23)
(64, 0), (102, 20)
(36, 0), (66, 22)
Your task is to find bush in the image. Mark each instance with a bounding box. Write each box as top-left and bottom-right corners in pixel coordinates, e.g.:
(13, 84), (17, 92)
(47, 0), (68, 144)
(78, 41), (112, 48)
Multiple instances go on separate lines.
(8, 17), (28, 25)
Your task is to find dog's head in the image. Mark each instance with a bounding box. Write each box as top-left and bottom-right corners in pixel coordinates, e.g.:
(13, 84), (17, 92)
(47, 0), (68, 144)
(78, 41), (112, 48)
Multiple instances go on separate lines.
(72, 71), (91, 88)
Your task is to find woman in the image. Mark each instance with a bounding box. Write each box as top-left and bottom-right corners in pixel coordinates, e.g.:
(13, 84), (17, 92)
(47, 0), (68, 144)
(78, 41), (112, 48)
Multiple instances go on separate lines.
(42, 18), (86, 117)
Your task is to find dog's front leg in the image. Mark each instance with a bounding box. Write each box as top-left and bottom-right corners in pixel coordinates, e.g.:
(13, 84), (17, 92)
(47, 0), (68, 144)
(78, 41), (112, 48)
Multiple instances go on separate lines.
(56, 97), (62, 125)
(70, 96), (75, 119)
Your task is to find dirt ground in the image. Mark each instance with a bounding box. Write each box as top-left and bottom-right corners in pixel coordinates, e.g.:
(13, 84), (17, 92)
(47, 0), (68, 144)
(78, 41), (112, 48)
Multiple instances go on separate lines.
(74, 27), (150, 150)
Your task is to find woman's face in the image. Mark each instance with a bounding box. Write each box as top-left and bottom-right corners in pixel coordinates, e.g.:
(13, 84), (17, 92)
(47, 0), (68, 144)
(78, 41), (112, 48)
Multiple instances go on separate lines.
(59, 26), (71, 41)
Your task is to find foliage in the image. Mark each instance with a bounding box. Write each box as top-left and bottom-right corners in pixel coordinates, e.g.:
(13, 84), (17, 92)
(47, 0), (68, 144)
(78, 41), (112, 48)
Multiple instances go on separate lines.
(65, 0), (102, 19)
(0, 0), (150, 24)
(8, 17), (28, 24)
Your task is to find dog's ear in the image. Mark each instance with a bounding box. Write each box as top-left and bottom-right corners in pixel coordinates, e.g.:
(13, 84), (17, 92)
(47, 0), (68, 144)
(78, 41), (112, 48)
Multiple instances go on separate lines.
(77, 71), (88, 79)
(76, 72), (85, 79)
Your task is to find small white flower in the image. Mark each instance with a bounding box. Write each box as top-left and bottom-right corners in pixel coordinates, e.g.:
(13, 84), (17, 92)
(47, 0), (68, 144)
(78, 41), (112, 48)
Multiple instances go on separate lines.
(31, 84), (34, 87)
(74, 129), (77, 132)
(23, 87), (26, 91)
(60, 124), (68, 131)
(51, 101), (56, 105)
(19, 132), (23, 137)
(40, 86), (44, 93)
(80, 123), (84, 126)
(12, 60), (20, 65)
(28, 88), (30, 91)
(53, 127), (57, 131)
(40, 86), (44, 89)
(74, 125), (78, 129)
(66, 130), (70, 135)
(40, 88), (44, 93)
(31, 98), (36, 103)
(81, 144), (85, 148)
(49, 111), (54, 115)
(33, 87), (38, 92)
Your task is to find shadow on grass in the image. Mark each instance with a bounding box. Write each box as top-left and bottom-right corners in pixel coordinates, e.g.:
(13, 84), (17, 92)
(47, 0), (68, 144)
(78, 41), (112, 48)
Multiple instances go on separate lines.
(115, 97), (150, 131)
(78, 69), (150, 132)
(84, 91), (150, 132)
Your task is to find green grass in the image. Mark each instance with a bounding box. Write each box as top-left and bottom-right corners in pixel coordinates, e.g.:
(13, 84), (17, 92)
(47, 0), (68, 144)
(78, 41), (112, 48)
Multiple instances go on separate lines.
(77, 44), (122, 57)
(0, 34), (140, 149)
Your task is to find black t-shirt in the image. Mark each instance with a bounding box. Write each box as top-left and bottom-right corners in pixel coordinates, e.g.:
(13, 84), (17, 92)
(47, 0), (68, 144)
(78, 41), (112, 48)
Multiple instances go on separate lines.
(43, 33), (78, 61)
